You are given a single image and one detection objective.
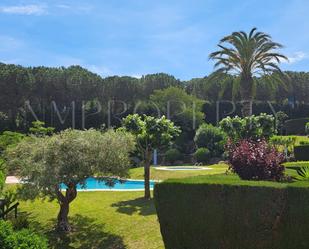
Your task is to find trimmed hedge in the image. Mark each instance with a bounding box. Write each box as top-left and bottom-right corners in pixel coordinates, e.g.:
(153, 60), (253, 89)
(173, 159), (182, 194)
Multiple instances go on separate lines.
(284, 118), (309, 135)
(294, 145), (309, 161)
(154, 175), (309, 249)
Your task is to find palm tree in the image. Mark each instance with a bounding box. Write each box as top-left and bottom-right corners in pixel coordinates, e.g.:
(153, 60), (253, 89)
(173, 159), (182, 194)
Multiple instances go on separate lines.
(209, 28), (288, 116)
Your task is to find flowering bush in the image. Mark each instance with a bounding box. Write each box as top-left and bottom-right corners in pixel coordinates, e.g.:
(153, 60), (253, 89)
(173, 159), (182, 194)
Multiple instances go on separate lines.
(227, 139), (285, 181)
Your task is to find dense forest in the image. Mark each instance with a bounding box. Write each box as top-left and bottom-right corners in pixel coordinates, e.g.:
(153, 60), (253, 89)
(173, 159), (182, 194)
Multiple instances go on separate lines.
(1, 62), (309, 135)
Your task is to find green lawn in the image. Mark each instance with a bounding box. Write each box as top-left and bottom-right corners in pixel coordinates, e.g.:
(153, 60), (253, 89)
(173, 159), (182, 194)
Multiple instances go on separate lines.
(17, 164), (228, 249)
(15, 162), (305, 248)
(20, 191), (161, 249)
(129, 163), (228, 180)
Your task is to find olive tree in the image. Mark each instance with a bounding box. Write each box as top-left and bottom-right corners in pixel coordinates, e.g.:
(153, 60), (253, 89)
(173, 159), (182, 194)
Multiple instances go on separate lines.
(122, 114), (180, 199)
(5, 129), (135, 232)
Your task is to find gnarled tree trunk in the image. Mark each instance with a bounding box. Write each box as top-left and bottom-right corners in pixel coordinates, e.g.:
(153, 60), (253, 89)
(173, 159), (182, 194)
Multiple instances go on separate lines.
(55, 182), (77, 232)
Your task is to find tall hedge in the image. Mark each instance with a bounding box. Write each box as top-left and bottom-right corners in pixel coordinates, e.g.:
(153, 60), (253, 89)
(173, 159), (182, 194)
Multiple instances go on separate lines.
(154, 175), (309, 249)
(284, 118), (309, 135)
(294, 145), (309, 161)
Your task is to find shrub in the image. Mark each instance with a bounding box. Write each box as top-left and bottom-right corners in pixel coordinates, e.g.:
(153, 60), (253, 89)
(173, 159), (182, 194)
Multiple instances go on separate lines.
(0, 220), (13, 248)
(154, 174), (309, 249)
(276, 111), (288, 134)
(194, 147), (211, 164)
(219, 114), (276, 141)
(227, 139), (285, 181)
(6, 229), (48, 249)
(194, 124), (226, 157)
(0, 169), (4, 193)
(294, 145), (309, 161)
(11, 215), (30, 230)
(0, 220), (48, 249)
(165, 148), (182, 165)
(0, 131), (25, 153)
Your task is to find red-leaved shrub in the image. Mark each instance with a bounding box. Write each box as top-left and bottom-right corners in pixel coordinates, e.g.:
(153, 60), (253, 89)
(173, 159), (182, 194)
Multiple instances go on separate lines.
(227, 139), (285, 181)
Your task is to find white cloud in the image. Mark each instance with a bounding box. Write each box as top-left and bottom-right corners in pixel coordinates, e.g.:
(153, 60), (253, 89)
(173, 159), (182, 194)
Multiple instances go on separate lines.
(55, 4), (70, 9)
(0, 35), (23, 51)
(130, 74), (143, 79)
(285, 52), (308, 64)
(83, 64), (113, 76)
(0, 5), (47, 15)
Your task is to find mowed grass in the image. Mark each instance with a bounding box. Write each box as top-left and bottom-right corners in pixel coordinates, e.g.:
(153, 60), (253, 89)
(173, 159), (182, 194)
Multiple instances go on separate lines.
(18, 164), (229, 249)
(20, 191), (162, 249)
(17, 163), (302, 249)
(129, 163), (228, 180)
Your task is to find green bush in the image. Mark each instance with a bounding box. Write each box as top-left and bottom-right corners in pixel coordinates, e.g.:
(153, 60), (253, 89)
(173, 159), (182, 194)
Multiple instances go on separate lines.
(165, 148), (182, 165)
(0, 131), (25, 153)
(0, 220), (13, 248)
(284, 118), (309, 135)
(154, 174), (309, 249)
(0, 220), (47, 249)
(11, 215), (30, 230)
(6, 229), (48, 249)
(194, 147), (211, 164)
(294, 145), (309, 161)
(0, 169), (4, 193)
(194, 123), (226, 157)
(219, 114), (276, 141)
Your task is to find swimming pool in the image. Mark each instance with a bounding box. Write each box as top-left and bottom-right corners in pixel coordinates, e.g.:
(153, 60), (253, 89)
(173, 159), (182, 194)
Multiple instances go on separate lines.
(60, 178), (155, 191)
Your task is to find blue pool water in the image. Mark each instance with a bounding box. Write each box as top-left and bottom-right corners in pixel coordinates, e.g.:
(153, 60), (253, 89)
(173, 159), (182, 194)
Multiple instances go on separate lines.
(61, 178), (155, 191)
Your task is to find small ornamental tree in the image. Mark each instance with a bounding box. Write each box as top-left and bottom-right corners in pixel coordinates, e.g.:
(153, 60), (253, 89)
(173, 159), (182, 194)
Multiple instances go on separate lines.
(5, 129), (135, 232)
(227, 139), (285, 181)
(219, 114), (276, 141)
(29, 121), (55, 136)
(122, 114), (180, 199)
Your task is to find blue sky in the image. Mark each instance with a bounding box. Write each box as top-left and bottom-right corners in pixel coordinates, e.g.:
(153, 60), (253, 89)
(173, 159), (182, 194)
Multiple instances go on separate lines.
(0, 0), (308, 80)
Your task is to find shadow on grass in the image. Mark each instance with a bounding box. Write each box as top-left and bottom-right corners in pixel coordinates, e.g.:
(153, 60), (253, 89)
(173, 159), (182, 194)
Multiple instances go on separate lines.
(111, 197), (156, 216)
(21, 214), (125, 249)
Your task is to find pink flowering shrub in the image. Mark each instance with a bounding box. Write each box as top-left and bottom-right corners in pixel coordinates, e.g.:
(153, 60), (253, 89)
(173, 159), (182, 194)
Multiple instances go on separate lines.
(227, 139), (285, 181)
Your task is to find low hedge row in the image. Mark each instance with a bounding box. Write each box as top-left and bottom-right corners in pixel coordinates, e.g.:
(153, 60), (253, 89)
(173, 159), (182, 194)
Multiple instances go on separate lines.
(154, 175), (309, 249)
(294, 145), (309, 161)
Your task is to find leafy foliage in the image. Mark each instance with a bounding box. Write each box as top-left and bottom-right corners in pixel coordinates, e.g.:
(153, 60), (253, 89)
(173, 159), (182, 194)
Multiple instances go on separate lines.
(0, 131), (25, 153)
(6, 129), (135, 199)
(227, 139), (285, 180)
(122, 114), (180, 198)
(122, 114), (180, 153)
(0, 169), (4, 194)
(296, 166), (309, 181)
(219, 114), (276, 141)
(5, 129), (135, 230)
(276, 111), (288, 134)
(194, 147), (211, 164)
(165, 148), (182, 165)
(194, 123), (226, 157)
(29, 121), (54, 136)
(209, 28), (288, 116)
(0, 220), (48, 249)
(149, 87), (204, 132)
